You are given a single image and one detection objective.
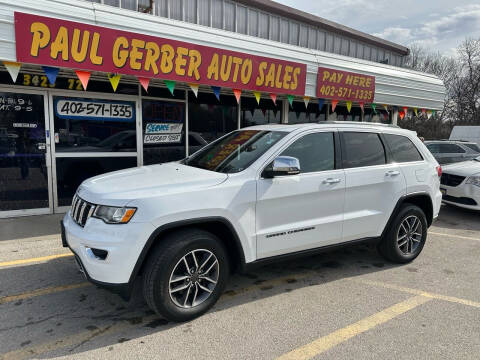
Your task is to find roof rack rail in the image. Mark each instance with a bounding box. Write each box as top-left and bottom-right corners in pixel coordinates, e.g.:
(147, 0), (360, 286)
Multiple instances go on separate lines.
(318, 121), (400, 128)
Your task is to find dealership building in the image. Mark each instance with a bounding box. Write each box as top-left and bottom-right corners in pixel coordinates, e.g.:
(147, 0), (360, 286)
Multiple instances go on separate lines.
(0, 0), (445, 217)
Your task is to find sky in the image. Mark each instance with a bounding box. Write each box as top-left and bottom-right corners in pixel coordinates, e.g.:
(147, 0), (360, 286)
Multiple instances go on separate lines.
(275, 0), (480, 55)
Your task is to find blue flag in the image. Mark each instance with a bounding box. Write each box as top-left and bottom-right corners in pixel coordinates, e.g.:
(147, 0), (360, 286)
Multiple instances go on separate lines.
(42, 66), (59, 85)
(318, 98), (325, 112)
(211, 86), (221, 101)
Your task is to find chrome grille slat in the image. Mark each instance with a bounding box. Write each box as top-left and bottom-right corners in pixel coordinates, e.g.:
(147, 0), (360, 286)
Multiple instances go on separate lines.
(70, 196), (96, 227)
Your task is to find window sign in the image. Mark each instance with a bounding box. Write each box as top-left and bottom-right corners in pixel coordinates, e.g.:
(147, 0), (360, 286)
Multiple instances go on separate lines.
(54, 98), (135, 122)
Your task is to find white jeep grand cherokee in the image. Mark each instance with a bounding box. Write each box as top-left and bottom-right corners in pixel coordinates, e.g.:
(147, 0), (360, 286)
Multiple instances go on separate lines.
(62, 122), (442, 321)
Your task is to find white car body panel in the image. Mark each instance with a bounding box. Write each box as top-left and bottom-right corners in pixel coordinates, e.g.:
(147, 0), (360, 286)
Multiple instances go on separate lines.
(441, 159), (480, 210)
(63, 123), (442, 286)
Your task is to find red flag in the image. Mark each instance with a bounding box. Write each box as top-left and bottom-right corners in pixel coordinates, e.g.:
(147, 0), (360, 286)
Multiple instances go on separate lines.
(269, 93), (277, 105)
(75, 70), (91, 90)
(233, 89), (242, 104)
(138, 77), (150, 92)
(331, 100), (339, 112)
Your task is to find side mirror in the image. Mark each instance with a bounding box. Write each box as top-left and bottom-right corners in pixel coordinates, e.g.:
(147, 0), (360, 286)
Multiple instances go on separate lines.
(263, 156), (301, 178)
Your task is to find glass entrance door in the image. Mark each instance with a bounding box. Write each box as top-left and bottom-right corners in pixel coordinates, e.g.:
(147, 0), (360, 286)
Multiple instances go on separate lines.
(0, 90), (51, 217)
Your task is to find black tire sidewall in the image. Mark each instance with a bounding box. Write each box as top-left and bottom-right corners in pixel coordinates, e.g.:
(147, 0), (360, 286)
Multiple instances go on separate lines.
(149, 231), (229, 322)
(385, 205), (428, 263)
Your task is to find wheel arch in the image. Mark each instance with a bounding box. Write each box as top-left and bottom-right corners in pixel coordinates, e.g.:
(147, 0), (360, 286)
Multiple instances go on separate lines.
(382, 192), (434, 239)
(128, 217), (247, 286)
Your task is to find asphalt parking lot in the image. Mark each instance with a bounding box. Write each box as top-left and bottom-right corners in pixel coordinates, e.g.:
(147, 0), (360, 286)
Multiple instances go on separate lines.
(0, 204), (479, 360)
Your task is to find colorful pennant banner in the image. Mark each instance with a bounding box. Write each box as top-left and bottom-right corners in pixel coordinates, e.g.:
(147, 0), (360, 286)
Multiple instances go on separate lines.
(303, 96), (310, 108)
(253, 91), (261, 105)
(414, 108), (418, 116)
(188, 83), (199, 97)
(109, 73), (121, 92)
(346, 101), (352, 113)
(371, 103), (377, 113)
(359, 102), (364, 113)
(75, 70), (91, 90)
(212, 86), (221, 101)
(3, 61), (21, 83)
(42, 66), (59, 85)
(138, 77), (150, 92)
(331, 100), (338, 112)
(164, 80), (176, 95)
(318, 99), (325, 112)
(287, 95), (294, 107)
(269, 93), (277, 106)
(233, 89), (242, 104)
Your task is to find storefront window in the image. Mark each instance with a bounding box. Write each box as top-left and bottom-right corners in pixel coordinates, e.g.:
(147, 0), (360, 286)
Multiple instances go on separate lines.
(188, 92), (238, 155)
(0, 92), (49, 211)
(142, 99), (186, 165)
(288, 101), (327, 123)
(328, 105), (362, 122)
(240, 97), (282, 127)
(56, 157), (137, 207)
(53, 96), (137, 152)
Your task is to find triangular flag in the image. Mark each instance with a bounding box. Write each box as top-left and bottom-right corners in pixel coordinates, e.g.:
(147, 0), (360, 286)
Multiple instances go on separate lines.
(189, 83), (199, 97)
(383, 104), (389, 112)
(303, 96), (310, 108)
(233, 89), (242, 104)
(108, 74), (121, 92)
(359, 102), (364, 112)
(270, 93), (277, 105)
(138, 77), (150, 92)
(399, 110), (405, 120)
(318, 99), (325, 112)
(403, 107), (408, 116)
(414, 108), (418, 116)
(253, 91), (261, 105)
(287, 95), (294, 107)
(75, 70), (91, 90)
(432, 110), (436, 117)
(3, 61), (21, 83)
(211, 86), (221, 101)
(421, 108), (426, 115)
(331, 99), (338, 112)
(42, 66), (59, 85)
(164, 80), (175, 95)
(371, 103), (377, 113)
(427, 110), (432, 119)
(346, 101), (352, 113)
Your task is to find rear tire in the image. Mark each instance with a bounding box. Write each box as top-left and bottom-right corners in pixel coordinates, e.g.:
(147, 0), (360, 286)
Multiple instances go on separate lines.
(378, 204), (428, 263)
(143, 228), (229, 322)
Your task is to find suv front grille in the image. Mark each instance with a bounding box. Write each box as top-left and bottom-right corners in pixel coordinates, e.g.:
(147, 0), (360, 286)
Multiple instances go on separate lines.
(441, 173), (466, 187)
(71, 195), (96, 227)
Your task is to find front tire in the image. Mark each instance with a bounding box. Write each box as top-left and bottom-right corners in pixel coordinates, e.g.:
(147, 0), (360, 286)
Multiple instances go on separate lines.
(143, 228), (229, 322)
(378, 204), (428, 263)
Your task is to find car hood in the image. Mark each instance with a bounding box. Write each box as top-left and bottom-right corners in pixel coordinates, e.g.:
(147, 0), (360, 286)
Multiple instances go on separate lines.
(442, 160), (480, 177)
(76, 163), (228, 206)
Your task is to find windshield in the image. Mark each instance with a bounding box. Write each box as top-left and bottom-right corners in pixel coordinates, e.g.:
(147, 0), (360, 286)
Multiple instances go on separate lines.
(183, 130), (287, 173)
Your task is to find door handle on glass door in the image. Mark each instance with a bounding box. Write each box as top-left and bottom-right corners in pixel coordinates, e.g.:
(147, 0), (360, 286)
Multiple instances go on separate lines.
(323, 178), (341, 184)
(386, 170), (401, 176)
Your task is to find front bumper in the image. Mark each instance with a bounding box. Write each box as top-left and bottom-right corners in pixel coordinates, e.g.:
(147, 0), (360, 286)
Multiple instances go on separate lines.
(440, 183), (480, 210)
(62, 213), (156, 296)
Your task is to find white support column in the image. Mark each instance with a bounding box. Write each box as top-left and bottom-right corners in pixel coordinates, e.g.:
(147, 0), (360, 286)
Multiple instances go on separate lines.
(392, 107), (398, 125)
(237, 97), (241, 129)
(282, 99), (289, 124)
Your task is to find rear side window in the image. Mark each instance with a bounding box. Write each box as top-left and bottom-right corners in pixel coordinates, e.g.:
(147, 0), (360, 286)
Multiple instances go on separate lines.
(464, 143), (480, 152)
(439, 143), (465, 153)
(384, 134), (423, 163)
(342, 132), (386, 168)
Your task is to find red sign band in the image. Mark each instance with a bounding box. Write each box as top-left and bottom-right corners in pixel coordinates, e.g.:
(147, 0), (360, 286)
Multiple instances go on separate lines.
(14, 12), (307, 96)
(316, 67), (375, 103)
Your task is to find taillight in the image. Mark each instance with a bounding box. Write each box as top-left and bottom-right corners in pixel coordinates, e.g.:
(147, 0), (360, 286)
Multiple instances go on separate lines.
(436, 166), (442, 177)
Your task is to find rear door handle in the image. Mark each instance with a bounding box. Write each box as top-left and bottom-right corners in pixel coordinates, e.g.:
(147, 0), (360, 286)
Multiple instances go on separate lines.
(323, 178), (341, 184)
(386, 170), (401, 177)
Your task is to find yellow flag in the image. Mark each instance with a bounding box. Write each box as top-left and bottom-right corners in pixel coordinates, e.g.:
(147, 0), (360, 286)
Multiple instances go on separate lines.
(346, 101), (352, 113)
(253, 91), (261, 105)
(108, 74), (121, 92)
(303, 96), (310, 108)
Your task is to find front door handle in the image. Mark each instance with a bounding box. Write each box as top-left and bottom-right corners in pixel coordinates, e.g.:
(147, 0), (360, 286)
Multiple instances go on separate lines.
(323, 178), (341, 184)
(386, 170), (401, 177)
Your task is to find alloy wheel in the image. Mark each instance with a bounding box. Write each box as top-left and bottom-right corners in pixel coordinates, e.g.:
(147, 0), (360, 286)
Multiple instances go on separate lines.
(397, 215), (423, 255)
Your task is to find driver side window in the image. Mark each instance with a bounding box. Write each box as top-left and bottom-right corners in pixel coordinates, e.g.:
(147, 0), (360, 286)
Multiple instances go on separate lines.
(280, 132), (335, 173)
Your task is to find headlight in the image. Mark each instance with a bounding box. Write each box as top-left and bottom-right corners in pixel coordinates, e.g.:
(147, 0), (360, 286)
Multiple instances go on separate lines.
(93, 206), (136, 224)
(466, 176), (480, 187)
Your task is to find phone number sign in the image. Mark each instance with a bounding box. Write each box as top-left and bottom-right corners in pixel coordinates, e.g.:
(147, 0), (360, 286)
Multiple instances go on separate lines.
(54, 98), (135, 122)
(316, 67), (375, 103)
